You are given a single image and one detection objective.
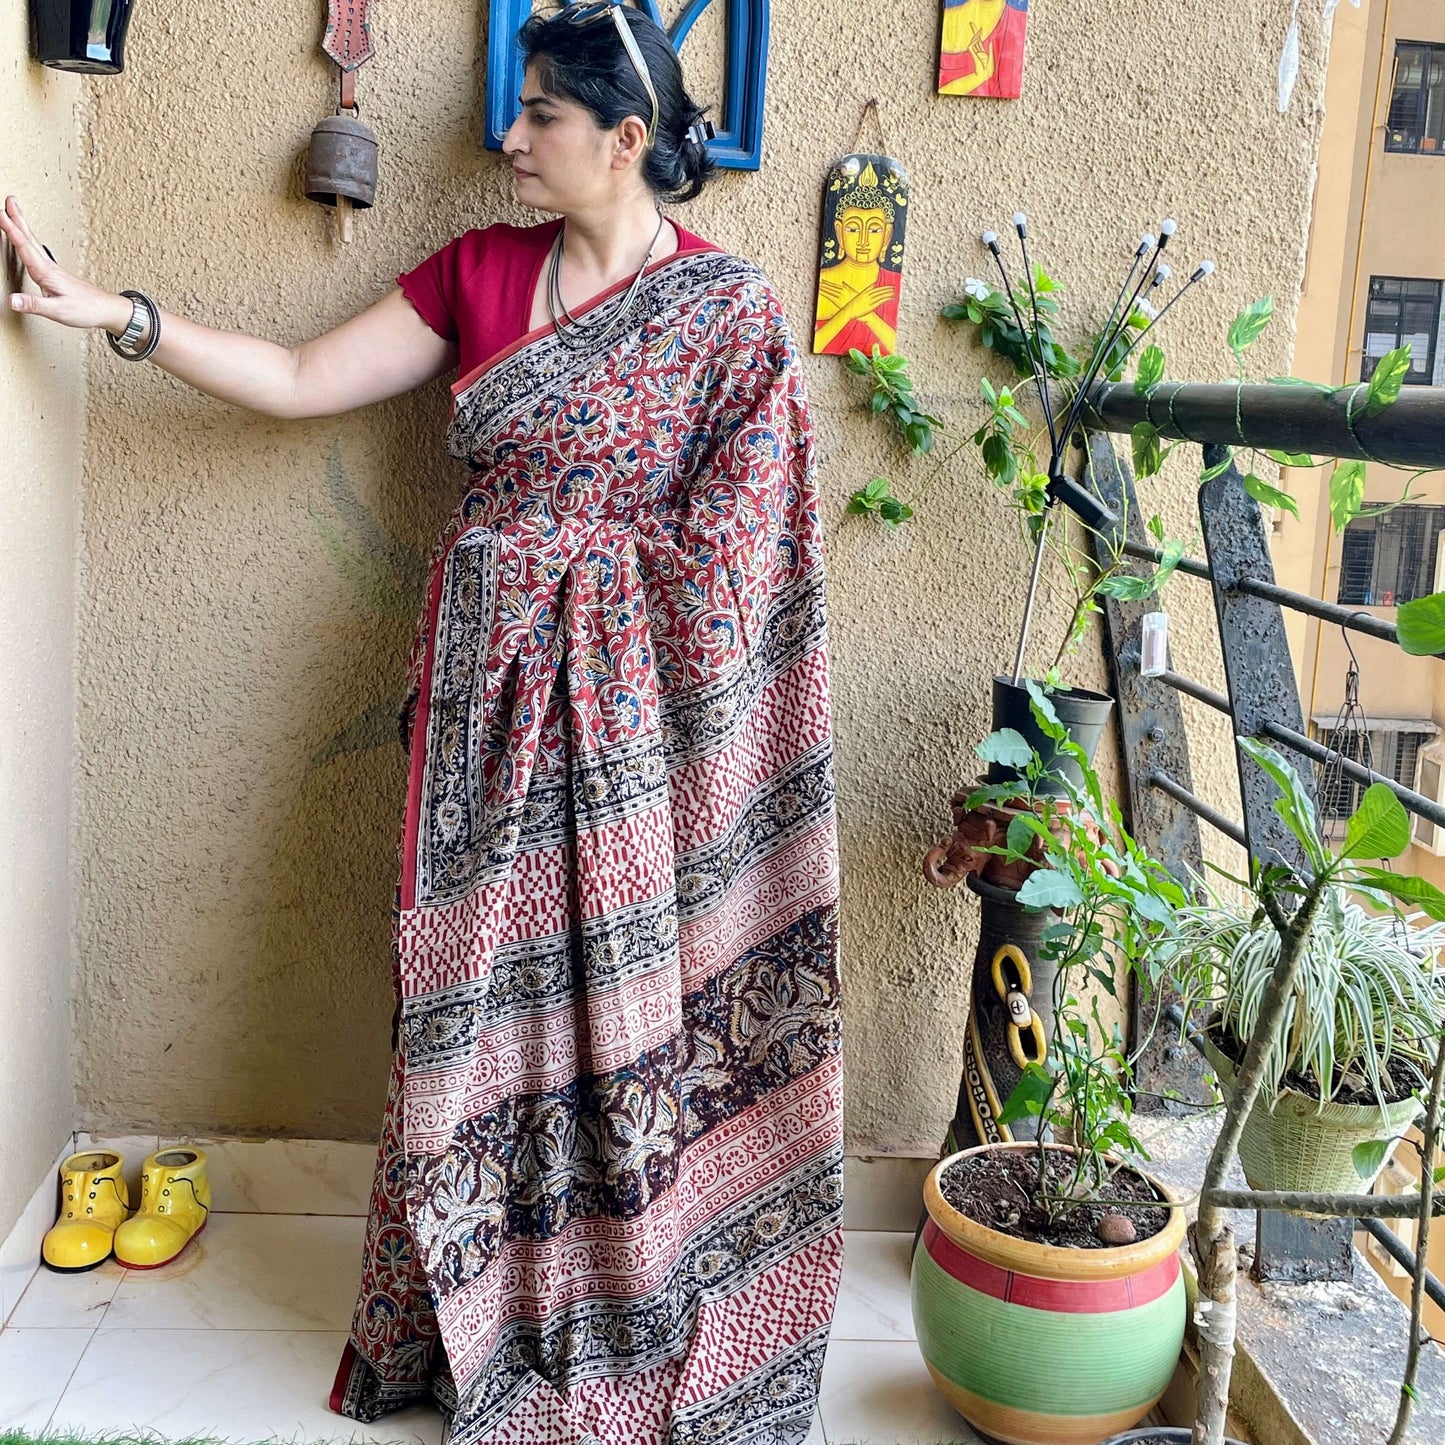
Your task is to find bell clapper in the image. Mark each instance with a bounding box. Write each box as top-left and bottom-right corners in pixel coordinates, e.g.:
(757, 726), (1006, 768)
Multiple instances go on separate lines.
(336, 195), (353, 245)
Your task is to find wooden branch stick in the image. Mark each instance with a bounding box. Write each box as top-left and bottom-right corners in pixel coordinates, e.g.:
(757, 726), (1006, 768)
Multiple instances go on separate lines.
(1192, 878), (1325, 1445)
(1386, 1019), (1445, 1445)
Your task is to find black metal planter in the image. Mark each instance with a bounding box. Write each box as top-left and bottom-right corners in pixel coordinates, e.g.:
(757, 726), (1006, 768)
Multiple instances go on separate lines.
(988, 673), (1114, 797)
(31, 0), (135, 74)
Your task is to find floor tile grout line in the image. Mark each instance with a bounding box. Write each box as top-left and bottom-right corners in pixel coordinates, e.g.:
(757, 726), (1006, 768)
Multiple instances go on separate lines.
(41, 1321), (101, 1433)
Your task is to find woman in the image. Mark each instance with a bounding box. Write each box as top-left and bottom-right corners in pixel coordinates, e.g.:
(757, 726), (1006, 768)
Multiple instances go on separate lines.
(3, 6), (843, 1443)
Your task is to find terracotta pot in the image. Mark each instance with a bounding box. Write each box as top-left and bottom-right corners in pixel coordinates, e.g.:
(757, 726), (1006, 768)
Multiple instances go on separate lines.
(912, 1142), (1187, 1445)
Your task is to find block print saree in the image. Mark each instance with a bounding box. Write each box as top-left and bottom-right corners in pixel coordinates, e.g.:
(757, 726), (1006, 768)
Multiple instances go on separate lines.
(329, 246), (844, 1445)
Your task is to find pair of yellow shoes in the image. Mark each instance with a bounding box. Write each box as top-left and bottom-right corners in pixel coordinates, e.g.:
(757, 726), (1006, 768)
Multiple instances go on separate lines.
(41, 1146), (212, 1272)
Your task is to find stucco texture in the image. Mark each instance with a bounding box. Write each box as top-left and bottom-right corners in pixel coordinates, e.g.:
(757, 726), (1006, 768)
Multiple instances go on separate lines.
(71, 3), (1329, 1149)
(0, 3), (84, 1245)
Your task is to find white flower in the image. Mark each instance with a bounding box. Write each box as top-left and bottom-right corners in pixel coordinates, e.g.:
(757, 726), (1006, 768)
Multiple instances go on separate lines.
(1134, 297), (1159, 321)
(964, 278), (992, 301)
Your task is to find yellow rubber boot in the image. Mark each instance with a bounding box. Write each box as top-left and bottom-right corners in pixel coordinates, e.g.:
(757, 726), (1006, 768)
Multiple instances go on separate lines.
(41, 1150), (131, 1272)
(113, 1147), (211, 1269)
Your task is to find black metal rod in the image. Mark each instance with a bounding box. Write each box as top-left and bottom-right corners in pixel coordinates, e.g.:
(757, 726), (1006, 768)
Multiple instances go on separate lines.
(1209, 1188), (1445, 1219)
(1357, 1217), (1445, 1316)
(1085, 380), (1445, 470)
(1156, 670), (1231, 715)
(1257, 719), (1445, 830)
(1146, 770), (1248, 847)
(1120, 539), (1408, 647)
(1227, 577), (1403, 645)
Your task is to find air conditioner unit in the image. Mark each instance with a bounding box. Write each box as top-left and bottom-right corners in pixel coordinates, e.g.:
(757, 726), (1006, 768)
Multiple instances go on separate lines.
(1413, 740), (1445, 855)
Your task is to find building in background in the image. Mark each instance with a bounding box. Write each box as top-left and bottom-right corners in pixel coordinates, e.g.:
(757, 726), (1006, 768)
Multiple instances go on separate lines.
(1281, 0), (1445, 877)
(1278, 0), (1445, 1330)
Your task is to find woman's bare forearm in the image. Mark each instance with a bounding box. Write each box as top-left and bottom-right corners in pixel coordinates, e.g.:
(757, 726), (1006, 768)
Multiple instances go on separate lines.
(99, 293), (304, 418)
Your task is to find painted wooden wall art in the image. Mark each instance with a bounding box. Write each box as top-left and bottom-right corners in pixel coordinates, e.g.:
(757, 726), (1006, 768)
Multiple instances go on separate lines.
(938, 0), (1029, 98)
(813, 154), (909, 357)
(485, 0), (770, 170)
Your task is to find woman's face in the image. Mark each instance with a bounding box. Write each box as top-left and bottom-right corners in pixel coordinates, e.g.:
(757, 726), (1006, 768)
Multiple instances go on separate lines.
(502, 63), (647, 214)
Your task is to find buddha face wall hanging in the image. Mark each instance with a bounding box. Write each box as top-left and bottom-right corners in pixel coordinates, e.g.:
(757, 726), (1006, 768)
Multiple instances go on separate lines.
(938, 0), (1029, 98)
(813, 154), (909, 358)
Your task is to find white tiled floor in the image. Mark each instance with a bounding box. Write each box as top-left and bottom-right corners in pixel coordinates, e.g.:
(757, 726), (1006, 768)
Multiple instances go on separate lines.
(0, 1202), (979, 1444)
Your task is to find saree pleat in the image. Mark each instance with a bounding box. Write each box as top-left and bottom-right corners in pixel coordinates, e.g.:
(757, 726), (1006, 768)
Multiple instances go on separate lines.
(331, 251), (843, 1445)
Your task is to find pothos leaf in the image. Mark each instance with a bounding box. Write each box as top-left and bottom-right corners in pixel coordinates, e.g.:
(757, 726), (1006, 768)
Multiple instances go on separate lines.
(1135, 345), (1166, 394)
(1396, 591), (1445, 656)
(1243, 472), (1300, 519)
(1132, 421), (1163, 479)
(1228, 297), (1274, 359)
(1329, 459), (1367, 531)
(1365, 345), (1413, 415)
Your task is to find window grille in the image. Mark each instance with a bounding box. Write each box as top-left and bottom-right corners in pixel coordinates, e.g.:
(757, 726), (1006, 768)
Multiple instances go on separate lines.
(1336, 504), (1445, 605)
(1362, 276), (1442, 384)
(1386, 41), (1445, 154)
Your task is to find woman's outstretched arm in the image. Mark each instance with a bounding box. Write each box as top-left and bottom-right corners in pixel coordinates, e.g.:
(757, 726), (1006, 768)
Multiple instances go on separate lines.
(2, 195), (456, 420)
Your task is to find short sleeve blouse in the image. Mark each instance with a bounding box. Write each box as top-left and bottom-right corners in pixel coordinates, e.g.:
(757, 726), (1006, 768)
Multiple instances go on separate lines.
(397, 219), (716, 378)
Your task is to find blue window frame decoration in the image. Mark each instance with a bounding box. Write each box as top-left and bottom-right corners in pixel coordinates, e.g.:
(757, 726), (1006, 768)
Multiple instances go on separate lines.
(485, 0), (769, 170)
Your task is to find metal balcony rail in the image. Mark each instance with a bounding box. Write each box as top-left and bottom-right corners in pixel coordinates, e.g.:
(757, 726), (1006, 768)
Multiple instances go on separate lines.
(1069, 381), (1445, 1289)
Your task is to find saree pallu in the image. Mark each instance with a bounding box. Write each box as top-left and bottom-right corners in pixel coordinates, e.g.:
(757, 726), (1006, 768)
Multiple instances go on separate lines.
(330, 248), (844, 1445)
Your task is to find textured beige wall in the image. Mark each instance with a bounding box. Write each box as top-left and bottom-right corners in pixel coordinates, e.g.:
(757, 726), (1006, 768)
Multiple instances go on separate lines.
(73, 3), (1329, 1151)
(0, 7), (84, 1237)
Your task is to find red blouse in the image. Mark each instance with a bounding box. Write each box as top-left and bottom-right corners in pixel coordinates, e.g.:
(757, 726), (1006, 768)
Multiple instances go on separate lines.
(397, 218), (716, 378)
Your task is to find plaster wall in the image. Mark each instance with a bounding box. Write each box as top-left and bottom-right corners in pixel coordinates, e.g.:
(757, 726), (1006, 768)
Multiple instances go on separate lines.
(0, 6), (84, 1243)
(72, 3), (1329, 1151)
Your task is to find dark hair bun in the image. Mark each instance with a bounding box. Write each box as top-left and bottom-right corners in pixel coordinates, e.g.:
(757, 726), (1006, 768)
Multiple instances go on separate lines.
(519, 6), (718, 203)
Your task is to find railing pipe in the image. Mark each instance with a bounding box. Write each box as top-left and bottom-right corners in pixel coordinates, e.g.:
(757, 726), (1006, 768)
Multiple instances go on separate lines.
(1085, 380), (1445, 471)
(1146, 770), (1247, 847)
(1119, 540), (1410, 648)
(1156, 670), (1230, 715)
(1357, 1217), (1445, 1317)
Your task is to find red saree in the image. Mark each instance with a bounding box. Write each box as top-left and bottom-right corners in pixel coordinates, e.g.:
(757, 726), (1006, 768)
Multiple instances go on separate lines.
(329, 240), (844, 1445)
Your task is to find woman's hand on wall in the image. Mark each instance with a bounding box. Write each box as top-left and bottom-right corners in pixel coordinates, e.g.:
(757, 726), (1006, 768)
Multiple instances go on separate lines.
(2, 193), (457, 419)
(3, 195), (131, 334)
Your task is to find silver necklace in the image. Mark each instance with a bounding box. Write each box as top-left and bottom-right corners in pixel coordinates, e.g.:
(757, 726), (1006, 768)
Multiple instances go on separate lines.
(547, 211), (667, 350)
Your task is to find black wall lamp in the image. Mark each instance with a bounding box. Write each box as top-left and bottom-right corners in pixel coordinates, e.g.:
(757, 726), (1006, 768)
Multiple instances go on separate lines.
(31, 0), (136, 74)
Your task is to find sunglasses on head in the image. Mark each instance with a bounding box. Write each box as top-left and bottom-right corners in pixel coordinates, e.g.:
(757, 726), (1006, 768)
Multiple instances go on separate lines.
(564, 2), (660, 150)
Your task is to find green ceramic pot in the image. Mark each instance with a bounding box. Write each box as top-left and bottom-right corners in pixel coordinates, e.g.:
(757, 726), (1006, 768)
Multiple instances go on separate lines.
(912, 1142), (1187, 1445)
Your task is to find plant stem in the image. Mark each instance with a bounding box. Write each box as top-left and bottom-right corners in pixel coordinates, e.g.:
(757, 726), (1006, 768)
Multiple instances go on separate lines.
(1193, 872), (1327, 1445)
(1386, 1018), (1445, 1445)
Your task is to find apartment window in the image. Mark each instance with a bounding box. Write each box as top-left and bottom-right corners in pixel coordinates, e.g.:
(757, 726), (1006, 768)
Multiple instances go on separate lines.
(1314, 727), (1432, 820)
(1387, 42), (1445, 153)
(1337, 504), (1445, 606)
(1362, 276), (1442, 384)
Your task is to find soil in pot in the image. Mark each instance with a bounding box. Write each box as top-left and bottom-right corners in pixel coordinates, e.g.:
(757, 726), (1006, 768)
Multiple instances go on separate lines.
(1205, 1021), (1422, 1107)
(939, 1147), (1171, 1249)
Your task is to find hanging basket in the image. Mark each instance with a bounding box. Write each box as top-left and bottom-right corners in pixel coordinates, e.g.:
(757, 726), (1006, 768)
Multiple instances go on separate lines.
(1200, 1032), (1422, 1197)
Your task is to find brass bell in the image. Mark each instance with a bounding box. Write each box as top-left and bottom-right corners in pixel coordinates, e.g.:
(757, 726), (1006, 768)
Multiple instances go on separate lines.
(305, 112), (379, 210)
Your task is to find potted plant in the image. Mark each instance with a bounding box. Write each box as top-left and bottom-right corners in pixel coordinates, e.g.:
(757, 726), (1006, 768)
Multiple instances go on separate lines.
(1159, 859), (1445, 1196)
(1156, 741), (1445, 1200)
(913, 694), (1192, 1445)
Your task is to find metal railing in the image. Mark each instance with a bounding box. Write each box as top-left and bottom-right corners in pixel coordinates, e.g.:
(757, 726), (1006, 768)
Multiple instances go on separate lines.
(1073, 380), (1445, 1291)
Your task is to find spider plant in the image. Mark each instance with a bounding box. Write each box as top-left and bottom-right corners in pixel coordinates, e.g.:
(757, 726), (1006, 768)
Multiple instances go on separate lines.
(1160, 883), (1445, 1114)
